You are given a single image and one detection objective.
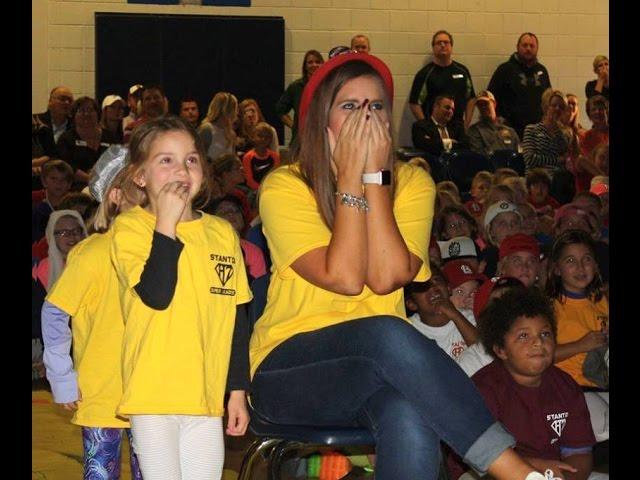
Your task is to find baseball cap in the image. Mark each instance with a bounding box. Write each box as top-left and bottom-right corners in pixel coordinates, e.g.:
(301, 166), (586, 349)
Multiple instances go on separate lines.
(88, 144), (129, 203)
(553, 203), (597, 233)
(129, 84), (144, 96)
(298, 50), (394, 132)
(438, 236), (478, 262)
(499, 233), (540, 260)
(590, 183), (609, 197)
(441, 259), (487, 290)
(475, 90), (496, 104)
(473, 276), (525, 320)
(101, 94), (124, 110)
(483, 201), (521, 229)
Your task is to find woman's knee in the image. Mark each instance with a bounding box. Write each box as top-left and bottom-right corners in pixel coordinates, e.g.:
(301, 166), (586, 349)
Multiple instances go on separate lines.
(361, 316), (455, 372)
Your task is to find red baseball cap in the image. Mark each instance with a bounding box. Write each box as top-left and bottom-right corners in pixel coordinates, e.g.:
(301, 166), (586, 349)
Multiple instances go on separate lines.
(441, 259), (487, 290)
(473, 276), (525, 320)
(498, 233), (540, 260)
(590, 183), (609, 197)
(297, 51), (394, 132)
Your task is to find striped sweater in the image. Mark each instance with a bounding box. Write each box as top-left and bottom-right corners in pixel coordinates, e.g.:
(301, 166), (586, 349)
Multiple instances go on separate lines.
(522, 122), (569, 174)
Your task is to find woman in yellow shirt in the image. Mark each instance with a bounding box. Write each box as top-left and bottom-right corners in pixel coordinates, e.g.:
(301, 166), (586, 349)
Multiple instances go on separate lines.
(249, 50), (546, 480)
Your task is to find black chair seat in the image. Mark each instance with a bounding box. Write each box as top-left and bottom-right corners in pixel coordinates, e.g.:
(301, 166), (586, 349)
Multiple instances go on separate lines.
(249, 409), (376, 446)
(250, 409), (374, 446)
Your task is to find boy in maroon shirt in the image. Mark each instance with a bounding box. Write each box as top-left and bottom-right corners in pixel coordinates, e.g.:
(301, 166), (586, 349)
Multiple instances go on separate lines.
(526, 168), (561, 215)
(449, 288), (601, 480)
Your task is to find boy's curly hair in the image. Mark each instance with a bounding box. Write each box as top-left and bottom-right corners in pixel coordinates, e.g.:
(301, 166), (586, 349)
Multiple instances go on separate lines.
(479, 287), (556, 358)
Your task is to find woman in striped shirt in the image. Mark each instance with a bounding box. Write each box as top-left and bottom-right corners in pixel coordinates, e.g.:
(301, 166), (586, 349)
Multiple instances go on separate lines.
(522, 88), (571, 176)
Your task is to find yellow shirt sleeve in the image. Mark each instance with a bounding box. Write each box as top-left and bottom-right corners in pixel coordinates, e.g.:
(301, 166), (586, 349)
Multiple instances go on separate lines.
(259, 166), (332, 277)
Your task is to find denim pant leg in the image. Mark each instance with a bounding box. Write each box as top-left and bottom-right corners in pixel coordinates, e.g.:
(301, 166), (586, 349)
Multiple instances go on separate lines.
(251, 316), (514, 474)
(82, 427), (123, 480)
(358, 386), (441, 480)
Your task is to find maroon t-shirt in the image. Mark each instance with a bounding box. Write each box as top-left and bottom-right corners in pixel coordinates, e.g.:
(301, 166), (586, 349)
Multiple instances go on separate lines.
(477, 361), (594, 456)
(447, 361), (595, 479)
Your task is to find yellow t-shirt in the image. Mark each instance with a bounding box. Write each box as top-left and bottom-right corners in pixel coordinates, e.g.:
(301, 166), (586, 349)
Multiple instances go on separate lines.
(111, 206), (252, 417)
(555, 295), (609, 387)
(249, 162), (436, 377)
(46, 231), (129, 428)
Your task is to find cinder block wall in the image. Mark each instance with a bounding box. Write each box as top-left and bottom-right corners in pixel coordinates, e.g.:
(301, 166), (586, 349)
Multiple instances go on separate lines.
(32, 0), (608, 145)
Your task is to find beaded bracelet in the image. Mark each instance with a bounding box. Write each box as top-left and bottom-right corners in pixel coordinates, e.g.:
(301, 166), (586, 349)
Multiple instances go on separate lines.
(335, 192), (369, 213)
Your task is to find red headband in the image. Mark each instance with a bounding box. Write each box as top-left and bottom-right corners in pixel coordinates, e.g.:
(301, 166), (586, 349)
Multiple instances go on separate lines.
(297, 52), (394, 132)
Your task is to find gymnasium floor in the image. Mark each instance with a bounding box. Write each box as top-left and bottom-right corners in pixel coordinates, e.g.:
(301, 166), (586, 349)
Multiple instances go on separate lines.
(32, 382), (608, 479)
(32, 384), (263, 480)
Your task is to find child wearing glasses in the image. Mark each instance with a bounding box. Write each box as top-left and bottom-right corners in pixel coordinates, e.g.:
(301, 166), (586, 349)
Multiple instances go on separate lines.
(32, 209), (88, 292)
(32, 209), (87, 384)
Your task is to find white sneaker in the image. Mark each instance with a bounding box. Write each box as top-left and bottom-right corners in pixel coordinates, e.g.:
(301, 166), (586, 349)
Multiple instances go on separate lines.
(524, 470), (561, 480)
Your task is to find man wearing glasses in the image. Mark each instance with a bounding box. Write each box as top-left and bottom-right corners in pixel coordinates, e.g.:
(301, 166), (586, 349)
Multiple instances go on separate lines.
(409, 30), (476, 128)
(33, 86), (75, 159)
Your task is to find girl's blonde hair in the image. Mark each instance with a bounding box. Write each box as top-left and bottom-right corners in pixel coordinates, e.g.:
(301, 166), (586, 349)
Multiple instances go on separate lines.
(541, 88), (568, 114)
(485, 183), (516, 206)
(592, 55), (608, 72)
(293, 61), (395, 228)
(203, 92), (238, 150)
(89, 168), (142, 233)
(472, 170), (493, 186)
(120, 116), (212, 211)
(436, 180), (461, 203)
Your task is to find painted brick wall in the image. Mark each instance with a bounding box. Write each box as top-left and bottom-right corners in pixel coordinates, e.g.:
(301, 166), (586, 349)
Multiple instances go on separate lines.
(32, 0), (608, 144)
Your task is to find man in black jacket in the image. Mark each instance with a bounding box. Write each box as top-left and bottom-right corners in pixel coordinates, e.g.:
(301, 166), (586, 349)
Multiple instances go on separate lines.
(487, 33), (551, 139)
(32, 86), (74, 158)
(412, 95), (468, 157)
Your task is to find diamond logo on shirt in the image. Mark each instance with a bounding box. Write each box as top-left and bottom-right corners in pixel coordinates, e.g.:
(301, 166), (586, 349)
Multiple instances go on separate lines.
(215, 263), (234, 286)
(547, 412), (568, 439)
(550, 419), (566, 437)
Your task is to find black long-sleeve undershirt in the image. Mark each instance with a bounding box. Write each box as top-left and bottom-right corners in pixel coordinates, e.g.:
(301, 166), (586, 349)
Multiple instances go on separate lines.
(227, 305), (250, 392)
(134, 231), (184, 310)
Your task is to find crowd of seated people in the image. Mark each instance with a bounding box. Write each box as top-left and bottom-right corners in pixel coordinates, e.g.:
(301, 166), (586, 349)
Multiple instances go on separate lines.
(32, 30), (609, 479)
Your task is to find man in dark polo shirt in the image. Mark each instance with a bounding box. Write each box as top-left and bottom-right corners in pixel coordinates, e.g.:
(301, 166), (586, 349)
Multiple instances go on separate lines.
(409, 30), (475, 128)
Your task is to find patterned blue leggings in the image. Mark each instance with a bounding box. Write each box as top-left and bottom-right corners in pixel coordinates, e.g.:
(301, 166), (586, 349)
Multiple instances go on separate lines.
(81, 427), (143, 480)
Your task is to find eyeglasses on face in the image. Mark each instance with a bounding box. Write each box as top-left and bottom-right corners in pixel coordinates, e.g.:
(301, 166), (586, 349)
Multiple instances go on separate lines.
(53, 227), (84, 238)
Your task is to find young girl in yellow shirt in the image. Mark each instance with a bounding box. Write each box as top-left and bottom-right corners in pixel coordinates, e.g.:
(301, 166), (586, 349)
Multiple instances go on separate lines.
(111, 116), (251, 480)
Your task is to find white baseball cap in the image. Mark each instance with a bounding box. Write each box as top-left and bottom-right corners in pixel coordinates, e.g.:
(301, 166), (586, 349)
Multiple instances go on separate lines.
(483, 201), (521, 229)
(101, 94), (125, 109)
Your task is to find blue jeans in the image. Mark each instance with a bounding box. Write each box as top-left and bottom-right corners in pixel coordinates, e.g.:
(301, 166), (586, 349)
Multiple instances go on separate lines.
(251, 316), (515, 480)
